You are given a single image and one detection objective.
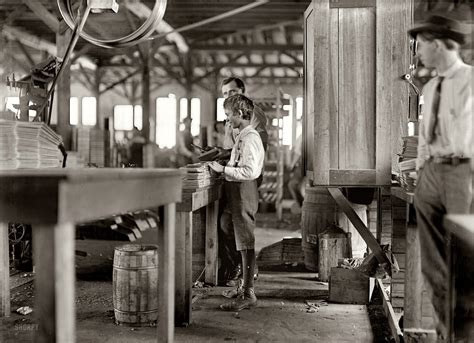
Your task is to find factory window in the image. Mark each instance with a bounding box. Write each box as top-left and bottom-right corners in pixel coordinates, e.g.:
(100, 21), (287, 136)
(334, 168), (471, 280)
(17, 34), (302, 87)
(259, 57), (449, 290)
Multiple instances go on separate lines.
(155, 94), (177, 148)
(5, 97), (35, 119)
(179, 97), (200, 136)
(216, 97), (226, 121)
(133, 105), (143, 130)
(81, 97), (97, 126)
(70, 97), (79, 125)
(114, 105), (134, 131)
(295, 96), (303, 141)
(282, 96), (293, 146)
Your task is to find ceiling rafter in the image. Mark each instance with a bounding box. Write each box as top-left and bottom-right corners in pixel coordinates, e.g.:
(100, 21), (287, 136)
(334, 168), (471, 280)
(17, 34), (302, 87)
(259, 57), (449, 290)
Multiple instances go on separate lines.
(20, 0), (59, 33)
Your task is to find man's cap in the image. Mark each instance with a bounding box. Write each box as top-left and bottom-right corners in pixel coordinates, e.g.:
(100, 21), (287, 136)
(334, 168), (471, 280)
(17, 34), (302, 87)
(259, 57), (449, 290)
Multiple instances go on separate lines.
(408, 14), (470, 45)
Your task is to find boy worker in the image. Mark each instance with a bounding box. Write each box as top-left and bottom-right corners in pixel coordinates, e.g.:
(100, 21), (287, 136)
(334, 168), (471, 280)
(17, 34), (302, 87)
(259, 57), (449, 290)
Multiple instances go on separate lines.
(210, 94), (265, 311)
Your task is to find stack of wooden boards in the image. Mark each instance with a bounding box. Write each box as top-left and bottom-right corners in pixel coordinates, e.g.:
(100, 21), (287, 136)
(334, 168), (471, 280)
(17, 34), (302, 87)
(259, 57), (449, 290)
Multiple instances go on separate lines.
(0, 119), (62, 169)
(180, 162), (220, 191)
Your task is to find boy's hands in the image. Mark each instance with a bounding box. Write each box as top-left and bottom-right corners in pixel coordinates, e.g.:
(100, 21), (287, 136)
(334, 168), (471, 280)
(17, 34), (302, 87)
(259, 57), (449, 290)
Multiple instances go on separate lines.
(210, 161), (224, 173)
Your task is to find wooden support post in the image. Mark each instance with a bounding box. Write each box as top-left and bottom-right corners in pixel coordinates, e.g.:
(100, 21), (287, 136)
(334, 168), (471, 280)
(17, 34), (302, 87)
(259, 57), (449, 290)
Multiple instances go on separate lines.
(0, 222), (10, 317)
(56, 21), (72, 149)
(94, 68), (102, 128)
(175, 211), (192, 326)
(158, 203), (176, 342)
(34, 223), (75, 343)
(205, 200), (219, 285)
(141, 43), (151, 142)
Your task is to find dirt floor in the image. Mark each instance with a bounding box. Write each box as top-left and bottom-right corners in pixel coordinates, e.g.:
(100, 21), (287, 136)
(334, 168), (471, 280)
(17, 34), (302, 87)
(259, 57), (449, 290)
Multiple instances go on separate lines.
(1, 211), (393, 342)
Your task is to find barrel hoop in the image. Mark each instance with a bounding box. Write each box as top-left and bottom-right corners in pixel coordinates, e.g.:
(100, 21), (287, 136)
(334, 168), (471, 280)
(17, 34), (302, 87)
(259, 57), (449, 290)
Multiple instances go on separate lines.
(113, 265), (158, 271)
(114, 308), (158, 315)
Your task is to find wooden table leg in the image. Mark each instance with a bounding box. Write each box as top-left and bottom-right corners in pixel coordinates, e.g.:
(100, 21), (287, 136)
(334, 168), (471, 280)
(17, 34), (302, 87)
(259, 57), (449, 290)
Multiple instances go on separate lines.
(0, 222), (10, 317)
(174, 210), (192, 326)
(34, 223), (75, 343)
(205, 200), (219, 285)
(158, 203), (176, 342)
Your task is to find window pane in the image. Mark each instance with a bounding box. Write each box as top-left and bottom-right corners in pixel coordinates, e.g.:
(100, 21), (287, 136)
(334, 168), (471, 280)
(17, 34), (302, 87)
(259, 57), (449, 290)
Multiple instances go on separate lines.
(134, 105), (143, 130)
(190, 98), (200, 136)
(179, 98), (188, 121)
(82, 97), (97, 126)
(156, 97), (177, 148)
(282, 101), (293, 146)
(296, 96), (303, 120)
(5, 97), (35, 119)
(114, 105), (134, 131)
(70, 97), (79, 125)
(216, 98), (226, 121)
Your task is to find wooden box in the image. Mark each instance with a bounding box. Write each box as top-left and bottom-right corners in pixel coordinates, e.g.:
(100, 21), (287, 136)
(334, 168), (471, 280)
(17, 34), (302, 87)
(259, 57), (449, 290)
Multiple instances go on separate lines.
(303, 0), (412, 186)
(329, 267), (375, 304)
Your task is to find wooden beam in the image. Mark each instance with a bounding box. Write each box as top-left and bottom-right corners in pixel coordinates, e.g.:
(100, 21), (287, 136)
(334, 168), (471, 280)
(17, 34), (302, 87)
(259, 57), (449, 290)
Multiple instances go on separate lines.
(71, 44), (92, 64)
(281, 51), (304, 66)
(190, 44), (302, 52)
(377, 278), (404, 343)
(327, 188), (390, 265)
(16, 40), (36, 66)
(191, 53), (245, 84)
(4, 50), (30, 73)
(79, 64), (94, 89)
(99, 69), (140, 95)
(21, 0), (59, 32)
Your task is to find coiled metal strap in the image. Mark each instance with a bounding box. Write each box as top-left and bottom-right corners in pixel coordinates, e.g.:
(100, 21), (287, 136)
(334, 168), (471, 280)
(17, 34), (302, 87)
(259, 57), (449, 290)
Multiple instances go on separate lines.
(57, 0), (167, 49)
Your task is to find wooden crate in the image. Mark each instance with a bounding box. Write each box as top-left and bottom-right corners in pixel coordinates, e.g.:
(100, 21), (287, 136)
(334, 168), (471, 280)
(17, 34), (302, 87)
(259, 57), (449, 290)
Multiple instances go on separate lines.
(303, 0), (411, 186)
(329, 267), (375, 304)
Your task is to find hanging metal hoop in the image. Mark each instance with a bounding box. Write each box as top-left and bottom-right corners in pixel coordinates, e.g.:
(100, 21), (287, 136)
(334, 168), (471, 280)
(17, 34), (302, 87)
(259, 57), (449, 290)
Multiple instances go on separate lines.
(57, 0), (167, 49)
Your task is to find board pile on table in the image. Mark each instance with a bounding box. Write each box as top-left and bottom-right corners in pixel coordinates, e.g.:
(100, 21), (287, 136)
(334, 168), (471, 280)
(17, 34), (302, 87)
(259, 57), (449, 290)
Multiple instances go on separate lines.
(180, 162), (221, 191)
(0, 119), (62, 170)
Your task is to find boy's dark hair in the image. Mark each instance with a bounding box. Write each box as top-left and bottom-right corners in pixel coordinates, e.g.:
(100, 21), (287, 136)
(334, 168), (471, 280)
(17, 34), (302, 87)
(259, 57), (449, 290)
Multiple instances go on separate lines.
(221, 77), (246, 94)
(223, 94), (254, 121)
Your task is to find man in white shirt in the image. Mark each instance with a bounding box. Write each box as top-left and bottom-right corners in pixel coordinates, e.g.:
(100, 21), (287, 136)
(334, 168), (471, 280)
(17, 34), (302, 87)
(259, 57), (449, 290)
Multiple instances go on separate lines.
(210, 94), (265, 311)
(219, 77), (266, 287)
(409, 14), (472, 340)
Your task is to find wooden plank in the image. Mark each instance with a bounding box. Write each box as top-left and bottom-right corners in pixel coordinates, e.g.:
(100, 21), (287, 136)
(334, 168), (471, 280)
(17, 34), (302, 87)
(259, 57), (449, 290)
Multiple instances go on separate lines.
(175, 211), (192, 326)
(33, 223), (75, 342)
(338, 7), (375, 171)
(0, 222), (10, 317)
(329, 0), (376, 7)
(54, 222), (75, 343)
(56, 22), (72, 149)
(329, 8), (339, 170)
(205, 200), (219, 285)
(311, 1), (330, 184)
(391, 187), (414, 204)
(405, 222), (422, 329)
(329, 169), (376, 185)
(21, 0), (59, 32)
(328, 188), (389, 265)
(377, 278), (404, 343)
(158, 203), (176, 342)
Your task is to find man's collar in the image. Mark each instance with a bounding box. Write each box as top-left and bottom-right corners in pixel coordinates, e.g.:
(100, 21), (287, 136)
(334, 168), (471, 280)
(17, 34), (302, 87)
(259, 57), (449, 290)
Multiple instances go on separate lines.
(438, 58), (463, 78)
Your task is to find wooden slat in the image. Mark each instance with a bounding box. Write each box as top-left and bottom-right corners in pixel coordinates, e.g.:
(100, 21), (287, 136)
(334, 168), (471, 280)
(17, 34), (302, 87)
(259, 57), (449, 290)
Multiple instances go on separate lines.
(328, 188), (389, 265)
(311, 1), (330, 184)
(377, 278), (404, 343)
(21, 0), (59, 32)
(205, 200), (219, 285)
(329, 0), (376, 7)
(54, 222), (75, 343)
(158, 203), (176, 342)
(329, 169), (376, 185)
(338, 7), (375, 171)
(0, 222), (10, 317)
(175, 211), (192, 326)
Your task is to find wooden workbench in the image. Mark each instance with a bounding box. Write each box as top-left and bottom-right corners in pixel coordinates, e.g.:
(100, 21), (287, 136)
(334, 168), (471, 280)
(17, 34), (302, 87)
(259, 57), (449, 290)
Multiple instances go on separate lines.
(175, 183), (222, 327)
(0, 169), (182, 343)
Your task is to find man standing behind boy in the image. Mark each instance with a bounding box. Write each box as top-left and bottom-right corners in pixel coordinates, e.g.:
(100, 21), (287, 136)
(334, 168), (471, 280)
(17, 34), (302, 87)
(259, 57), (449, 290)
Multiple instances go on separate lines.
(210, 94), (265, 311)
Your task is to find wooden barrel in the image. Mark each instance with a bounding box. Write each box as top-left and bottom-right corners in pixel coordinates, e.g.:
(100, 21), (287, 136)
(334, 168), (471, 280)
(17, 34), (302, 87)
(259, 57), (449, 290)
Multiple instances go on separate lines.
(113, 244), (158, 325)
(301, 187), (337, 271)
(318, 225), (352, 282)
